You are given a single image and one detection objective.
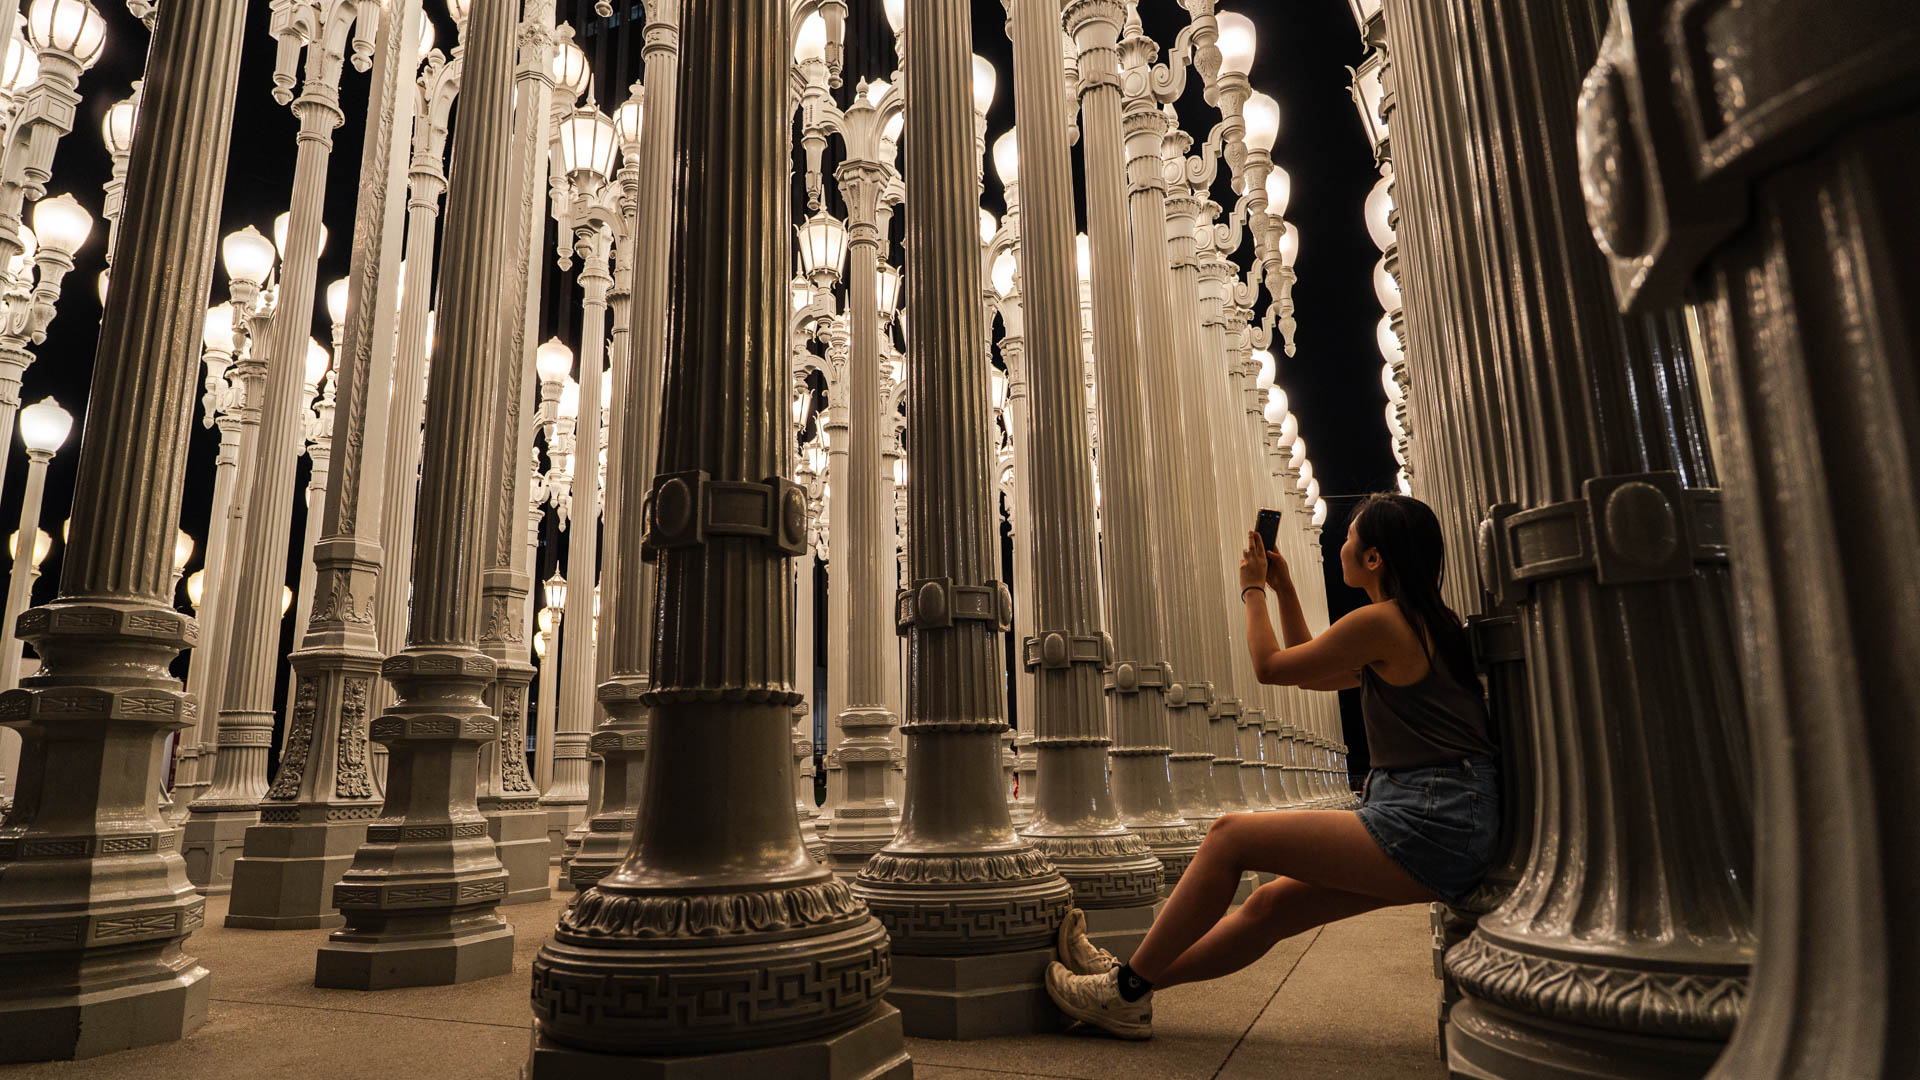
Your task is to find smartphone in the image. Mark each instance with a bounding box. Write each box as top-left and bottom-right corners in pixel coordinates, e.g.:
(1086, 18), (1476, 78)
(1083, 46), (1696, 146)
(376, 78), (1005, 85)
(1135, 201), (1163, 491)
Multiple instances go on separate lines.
(1255, 508), (1282, 553)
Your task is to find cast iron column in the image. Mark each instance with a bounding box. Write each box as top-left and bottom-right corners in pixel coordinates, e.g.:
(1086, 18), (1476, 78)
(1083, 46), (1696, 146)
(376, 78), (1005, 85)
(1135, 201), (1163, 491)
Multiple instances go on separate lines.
(474, 0), (558, 908)
(849, 0), (1074, 1034)
(824, 149), (904, 878)
(1375, 1), (1758, 1075)
(1116, 38), (1219, 829)
(572, 0), (681, 890)
(1066, 0), (1200, 885)
(314, 0), (521, 990)
(187, 8), (360, 892)
(1005, 0), (1162, 915)
(224, 0), (422, 930)
(1581, 3), (1920, 1075)
(526, 0), (903, 1068)
(0, 0), (248, 1059)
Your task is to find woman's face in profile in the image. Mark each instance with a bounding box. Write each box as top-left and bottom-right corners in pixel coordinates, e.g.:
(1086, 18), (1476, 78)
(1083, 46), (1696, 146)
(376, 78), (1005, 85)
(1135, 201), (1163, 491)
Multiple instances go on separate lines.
(1341, 518), (1364, 588)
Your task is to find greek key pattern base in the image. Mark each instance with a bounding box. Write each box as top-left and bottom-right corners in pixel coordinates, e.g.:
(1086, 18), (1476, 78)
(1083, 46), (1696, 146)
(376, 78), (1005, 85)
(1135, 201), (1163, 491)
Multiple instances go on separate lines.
(855, 869), (1073, 955)
(0, 829), (177, 859)
(364, 821), (490, 843)
(556, 877), (867, 942)
(1446, 932), (1746, 1040)
(530, 919), (889, 1054)
(1021, 834), (1164, 906)
(259, 804), (382, 824)
(332, 874), (509, 911)
(0, 897), (205, 950)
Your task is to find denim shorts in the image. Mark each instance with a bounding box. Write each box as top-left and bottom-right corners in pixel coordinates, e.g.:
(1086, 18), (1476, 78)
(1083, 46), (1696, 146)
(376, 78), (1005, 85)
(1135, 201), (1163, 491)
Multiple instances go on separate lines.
(1355, 756), (1500, 904)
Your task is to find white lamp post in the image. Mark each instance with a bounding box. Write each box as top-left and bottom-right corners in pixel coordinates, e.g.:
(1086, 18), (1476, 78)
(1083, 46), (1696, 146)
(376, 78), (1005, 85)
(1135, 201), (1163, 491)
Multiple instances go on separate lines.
(542, 106), (620, 833)
(536, 574), (564, 790)
(0, 395), (70, 691)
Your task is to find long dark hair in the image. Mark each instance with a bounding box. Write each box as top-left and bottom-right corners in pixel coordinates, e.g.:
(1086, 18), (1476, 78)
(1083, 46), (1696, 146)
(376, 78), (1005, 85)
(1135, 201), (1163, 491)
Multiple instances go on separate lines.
(1350, 493), (1477, 689)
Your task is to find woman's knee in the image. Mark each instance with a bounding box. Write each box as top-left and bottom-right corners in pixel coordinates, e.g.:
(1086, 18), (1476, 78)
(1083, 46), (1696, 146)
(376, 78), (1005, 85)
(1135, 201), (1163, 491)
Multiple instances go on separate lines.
(1240, 879), (1291, 921)
(1205, 812), (1246, 845)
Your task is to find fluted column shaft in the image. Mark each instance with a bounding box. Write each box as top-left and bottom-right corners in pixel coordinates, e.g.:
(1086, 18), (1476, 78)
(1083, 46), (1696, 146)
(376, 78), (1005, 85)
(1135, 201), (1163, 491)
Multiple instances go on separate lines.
(575, 0), (682, 889)
(1118, 90), (1218, 827)
(542, 237), (609, 819)
(1000, 326), (1039, 824)
(793, 544), (818, 823)
(186, 335), (268, 799)
(371, 106), (452, 722)
(1006, 0), (1161, 909)
(316, 0), (520, 989)
(1375, 0), (1757, 1074)
(527, 0), (893, 1055)
(170, 416), (243, 813)
(226, 0), (422, 931)
(849, 0), (1073, 958)
(1196, 246), (1272, 811)
(0, 0), (248, 1057)
(473, 0), (557, 908)
(824, 159), (901, 874)
(1162, 185), (1247, 815)
(1575, 4), (1919, 1076)
(190, 56), (352, 896)
(816, 399), (850, 828)
(0, 452), (51, 692)
(1067, 0), (1200, 885)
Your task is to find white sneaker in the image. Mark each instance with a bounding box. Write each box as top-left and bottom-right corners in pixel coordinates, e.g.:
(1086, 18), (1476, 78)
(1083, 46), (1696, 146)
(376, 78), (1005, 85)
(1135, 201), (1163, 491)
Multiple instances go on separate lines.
(1057, 907), (1118, 975)
(1045, 961), (1152, 1039)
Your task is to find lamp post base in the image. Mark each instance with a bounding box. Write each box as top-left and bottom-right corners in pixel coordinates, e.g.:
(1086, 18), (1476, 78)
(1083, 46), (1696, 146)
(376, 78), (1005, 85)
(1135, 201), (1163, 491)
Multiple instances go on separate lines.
(181, 806), (257, 894)
(314, 916), (515, 990)
(1446, 998), (1727, 1080)
(0, 962), (210, 1064)
(225, 814), (373, 928)
(484, 801), (553, 905)
(526, 1001), (912, 1080)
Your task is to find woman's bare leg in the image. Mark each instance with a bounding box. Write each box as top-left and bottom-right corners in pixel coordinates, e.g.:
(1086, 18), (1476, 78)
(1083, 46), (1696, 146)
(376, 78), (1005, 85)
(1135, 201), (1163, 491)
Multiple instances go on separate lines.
(1127, 810), (1437, 983)
(1151, 878), (1392, 988)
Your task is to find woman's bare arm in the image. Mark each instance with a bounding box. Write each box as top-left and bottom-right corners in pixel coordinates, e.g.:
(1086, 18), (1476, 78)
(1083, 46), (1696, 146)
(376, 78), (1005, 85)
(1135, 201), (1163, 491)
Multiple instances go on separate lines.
(1239, 531), (1371, 690)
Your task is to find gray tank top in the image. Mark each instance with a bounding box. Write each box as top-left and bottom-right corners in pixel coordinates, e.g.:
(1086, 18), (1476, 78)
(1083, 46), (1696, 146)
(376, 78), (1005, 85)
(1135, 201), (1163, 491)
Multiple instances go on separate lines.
(1359, 659), (1497, 770)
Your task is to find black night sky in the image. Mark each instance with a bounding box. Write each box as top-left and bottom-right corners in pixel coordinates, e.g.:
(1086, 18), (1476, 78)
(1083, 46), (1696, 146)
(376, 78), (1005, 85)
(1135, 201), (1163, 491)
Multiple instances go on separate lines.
(4, 0), (1387, 769)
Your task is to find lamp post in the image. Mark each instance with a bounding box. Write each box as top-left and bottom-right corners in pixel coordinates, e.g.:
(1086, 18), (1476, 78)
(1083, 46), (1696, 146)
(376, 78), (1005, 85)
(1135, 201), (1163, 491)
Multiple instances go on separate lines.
(0, 194), (92, 498)
(370, 17), (465, 781)
(471, 0), (557, 909)
(189, 0), (373, 895)
(315, 0), (520, 989)
(534, 590), (560, 787)
(0, 0), (104, 507)
(584, 0), (681, 877)
(0, 30), (41, 152)
(223, 0), (422, 931)
(1065, 0), (1203, 889)
(539, 104), (620, 854)
(566, 75), (660, 893)
(846, 3), (1074, 1036)
(0, 523), (46, 803)
(795, 207), (851, 839)
(1004, 0), (1162, 921)
(97, 81), (137, 269)
(524, 0), (899, 1064)
(0, 395), (69, 692)
(817, 74), (905, 880)
(0, 0), (247, 1057)
(284, 335), (333, 694)
(986, 186), (1042, 828)
(174, 234), (274, 818)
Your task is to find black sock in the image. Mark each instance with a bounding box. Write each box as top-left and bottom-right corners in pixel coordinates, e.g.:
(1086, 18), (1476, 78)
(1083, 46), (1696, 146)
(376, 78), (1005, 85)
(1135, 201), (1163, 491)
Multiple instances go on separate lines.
(1114, 963), (1153, 1002)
